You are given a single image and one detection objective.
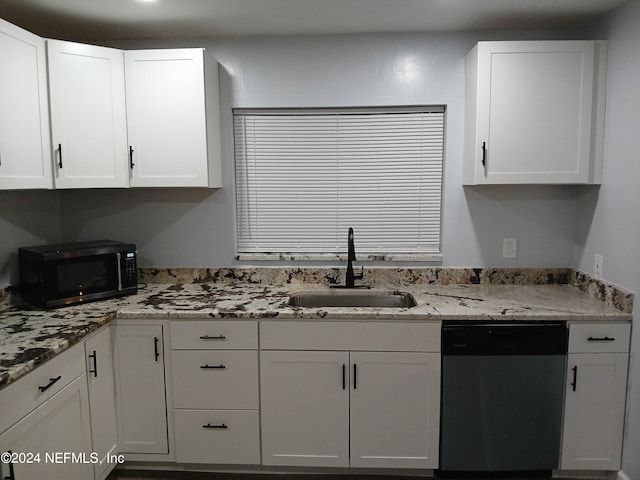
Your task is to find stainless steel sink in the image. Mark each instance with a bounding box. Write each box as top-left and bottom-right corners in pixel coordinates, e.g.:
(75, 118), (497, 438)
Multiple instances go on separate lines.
(288, 290), (417, 308)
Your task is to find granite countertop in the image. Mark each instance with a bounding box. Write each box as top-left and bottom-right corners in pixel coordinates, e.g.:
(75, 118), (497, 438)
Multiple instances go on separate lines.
(0, 276), (633, 391)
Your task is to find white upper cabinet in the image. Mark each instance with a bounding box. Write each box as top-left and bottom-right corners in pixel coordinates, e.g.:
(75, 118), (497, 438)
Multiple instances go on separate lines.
(47, 40), (129, 188)
(124, 49), (222, 187)
(0, 19), (52, 189)
(464, 41), (607, 185)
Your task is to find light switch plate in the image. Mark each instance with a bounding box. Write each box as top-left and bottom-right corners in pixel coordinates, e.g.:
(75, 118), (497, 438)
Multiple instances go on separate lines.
(503, 237), (518, 259)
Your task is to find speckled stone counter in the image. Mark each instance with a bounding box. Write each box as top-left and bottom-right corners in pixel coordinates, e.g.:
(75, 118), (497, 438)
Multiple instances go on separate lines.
(115, 282), (631, 322)
(0, 267), (633, 391)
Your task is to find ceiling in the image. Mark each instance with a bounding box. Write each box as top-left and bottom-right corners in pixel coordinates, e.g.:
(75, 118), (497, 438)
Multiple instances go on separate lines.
(0, 0), (629, 42)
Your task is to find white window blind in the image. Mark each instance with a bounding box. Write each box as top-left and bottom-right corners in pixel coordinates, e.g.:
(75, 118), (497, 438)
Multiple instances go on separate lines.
(234, 107), (444, 256)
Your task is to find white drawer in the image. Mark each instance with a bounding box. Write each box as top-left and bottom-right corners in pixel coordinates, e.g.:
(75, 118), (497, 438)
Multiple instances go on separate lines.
(172, 350), (259, 409)
(0, 342), (85, 434)
(174, 409), (260, 465)
(568, 323), (631, 353)
(171, 321), (258, 350)
(260, 321), (441, 352)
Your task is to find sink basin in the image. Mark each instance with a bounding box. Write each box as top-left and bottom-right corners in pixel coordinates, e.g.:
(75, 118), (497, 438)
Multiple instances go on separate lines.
(288, 290), (417, 308)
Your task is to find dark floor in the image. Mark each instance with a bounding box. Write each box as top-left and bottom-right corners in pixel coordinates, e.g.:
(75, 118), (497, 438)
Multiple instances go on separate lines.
(107, 472), (433, 480)
(106, 471), (556, 480)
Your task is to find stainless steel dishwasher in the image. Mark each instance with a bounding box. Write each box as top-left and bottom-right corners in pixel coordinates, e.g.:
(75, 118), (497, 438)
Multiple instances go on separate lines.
(439, 321), (568, 475)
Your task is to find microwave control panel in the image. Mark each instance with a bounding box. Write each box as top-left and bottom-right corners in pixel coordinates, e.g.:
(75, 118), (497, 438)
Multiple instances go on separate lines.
(122, 252), (137, 286)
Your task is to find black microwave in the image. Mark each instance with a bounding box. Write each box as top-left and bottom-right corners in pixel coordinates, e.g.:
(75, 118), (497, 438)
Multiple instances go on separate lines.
(19, 240), (138, 308)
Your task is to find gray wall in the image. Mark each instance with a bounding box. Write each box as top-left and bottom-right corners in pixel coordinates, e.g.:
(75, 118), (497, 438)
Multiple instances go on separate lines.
(0, 190), (62, 285)
(581, 1), (640, 477)
(57, 29), (586, 271)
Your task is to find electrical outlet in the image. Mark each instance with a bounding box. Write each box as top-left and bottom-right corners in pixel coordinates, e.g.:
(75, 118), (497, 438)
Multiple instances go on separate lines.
(594, 254), (603, 278)
(503, 237), (518, 259)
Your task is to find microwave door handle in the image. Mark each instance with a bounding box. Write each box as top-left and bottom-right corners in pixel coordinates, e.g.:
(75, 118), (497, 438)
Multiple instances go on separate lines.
(116, 252), (123, 291)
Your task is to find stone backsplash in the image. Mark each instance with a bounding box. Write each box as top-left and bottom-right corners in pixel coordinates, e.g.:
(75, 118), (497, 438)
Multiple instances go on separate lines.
(572, 271), (634, 313)
(137, 266), (574, 287)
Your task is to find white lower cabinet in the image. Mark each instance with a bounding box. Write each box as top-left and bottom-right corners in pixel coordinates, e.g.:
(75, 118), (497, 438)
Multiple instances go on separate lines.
(349, 351), (440, 468)
(2, 315), (634, 477)
(260, 350), (350, 467)
(85, 327), (118, 480)
(0, 345), (93, 480)
(112, 324), (169, 455)
(259, 321), (441, 469)
(560, 323), (631, 470)
(170, 321), (260, 465)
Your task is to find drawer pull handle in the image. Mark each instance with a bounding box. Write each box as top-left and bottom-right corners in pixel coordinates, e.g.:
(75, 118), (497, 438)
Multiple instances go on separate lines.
(200, 364), (227, 369)
(199, 335), (226, 340)
(203, 423), (228, 429)
(154, 336), (160, 362)
(571, 365), (578, 392)
(587, 336), (615, 342)
(39, 376), (62, 392)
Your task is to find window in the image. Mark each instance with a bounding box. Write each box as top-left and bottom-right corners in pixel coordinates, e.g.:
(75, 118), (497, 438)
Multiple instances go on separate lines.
(234, 107), (445, 260)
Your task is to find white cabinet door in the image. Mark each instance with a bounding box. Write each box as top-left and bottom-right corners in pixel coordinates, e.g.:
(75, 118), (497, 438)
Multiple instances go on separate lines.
(464, 41), (606, 185)
(85, 327), (118, 480)
(0, 19), (52, 189)
(0, 375), (93, 480)
(560, 353), (628, 470)
(112, 324), (168, 454)
(124, 48), (222, 187)
(349, 351), (440, 469)
(260, 350), (350, 467)
(47, 40), (128, 188)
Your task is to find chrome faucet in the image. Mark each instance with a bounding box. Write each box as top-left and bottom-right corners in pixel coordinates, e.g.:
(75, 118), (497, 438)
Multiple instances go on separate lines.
(333, 227), (367, 288)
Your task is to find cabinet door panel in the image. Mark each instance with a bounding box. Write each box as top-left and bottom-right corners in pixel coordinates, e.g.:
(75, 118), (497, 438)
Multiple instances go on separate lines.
(125, 49), (211, 187)
(112, 324), (168, 454)
(484, 47), (592, 182)
(0, 375), (93, 480)
(465, 41), (605, 185)
(349, 351), (440, 469)
(85, 327), (118, 480)
(260, 350), (349, 467)
(561, 353), (628, 470)
(47, 40), (128, 188)
(0, 19), (52, 189)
